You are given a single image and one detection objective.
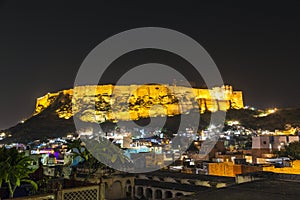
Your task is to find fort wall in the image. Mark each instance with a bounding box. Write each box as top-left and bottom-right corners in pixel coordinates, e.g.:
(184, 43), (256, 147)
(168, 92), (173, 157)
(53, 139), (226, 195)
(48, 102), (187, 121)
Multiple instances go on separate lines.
(34, 84), (244, 122)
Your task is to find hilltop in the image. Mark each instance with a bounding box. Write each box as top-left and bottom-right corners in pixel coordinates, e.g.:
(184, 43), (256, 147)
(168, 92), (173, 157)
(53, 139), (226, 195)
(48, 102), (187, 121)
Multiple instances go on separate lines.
(2, 85), (300, 143)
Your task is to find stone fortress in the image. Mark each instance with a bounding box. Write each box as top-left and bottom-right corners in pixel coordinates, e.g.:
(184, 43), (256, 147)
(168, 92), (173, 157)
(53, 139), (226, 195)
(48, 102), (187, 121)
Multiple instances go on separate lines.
(34, 84), (243, 123)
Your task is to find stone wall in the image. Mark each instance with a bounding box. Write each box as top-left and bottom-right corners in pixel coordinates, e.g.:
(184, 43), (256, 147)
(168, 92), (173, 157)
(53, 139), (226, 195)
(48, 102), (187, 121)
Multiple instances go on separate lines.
(34, 84), (244, 122)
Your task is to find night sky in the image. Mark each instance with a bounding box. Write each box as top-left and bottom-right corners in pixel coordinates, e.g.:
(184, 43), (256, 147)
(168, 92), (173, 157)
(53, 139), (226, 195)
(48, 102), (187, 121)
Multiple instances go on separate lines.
(0, 0), (300, 130)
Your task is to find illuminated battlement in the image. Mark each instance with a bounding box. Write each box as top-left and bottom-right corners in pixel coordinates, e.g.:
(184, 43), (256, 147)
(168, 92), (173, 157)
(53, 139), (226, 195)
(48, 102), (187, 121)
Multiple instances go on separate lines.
(34, 84), (243, 122)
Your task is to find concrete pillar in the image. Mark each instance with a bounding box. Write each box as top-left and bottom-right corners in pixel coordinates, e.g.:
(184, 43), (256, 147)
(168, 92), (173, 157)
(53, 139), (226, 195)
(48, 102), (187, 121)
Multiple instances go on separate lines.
(161, 189), (166, 199)
(172, 191), (175, 199)
(99, 181), (105, 200)
(121, 180), (126, 198)
(131, 183), (134, 199)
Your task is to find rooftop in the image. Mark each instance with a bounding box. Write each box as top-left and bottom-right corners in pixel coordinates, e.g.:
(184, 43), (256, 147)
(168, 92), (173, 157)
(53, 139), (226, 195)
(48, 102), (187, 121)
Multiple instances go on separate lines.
(177, 179), (300, 200)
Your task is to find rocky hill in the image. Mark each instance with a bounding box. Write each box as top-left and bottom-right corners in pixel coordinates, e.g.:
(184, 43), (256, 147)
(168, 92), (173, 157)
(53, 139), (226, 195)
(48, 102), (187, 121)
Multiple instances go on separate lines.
(2, 85), (300, 143)
(33, 84), (243, 122)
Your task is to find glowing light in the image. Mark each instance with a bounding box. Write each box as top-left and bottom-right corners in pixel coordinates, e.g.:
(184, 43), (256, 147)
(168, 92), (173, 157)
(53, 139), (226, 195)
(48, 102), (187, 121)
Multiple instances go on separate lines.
(31, 149), (55, 155)
(227, 120), (240, 126)
(255, 108), (278, 118)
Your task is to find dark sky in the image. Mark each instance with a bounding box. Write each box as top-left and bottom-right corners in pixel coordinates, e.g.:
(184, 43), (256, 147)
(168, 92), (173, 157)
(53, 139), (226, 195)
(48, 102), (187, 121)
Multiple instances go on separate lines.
(0, 0), (300, 130)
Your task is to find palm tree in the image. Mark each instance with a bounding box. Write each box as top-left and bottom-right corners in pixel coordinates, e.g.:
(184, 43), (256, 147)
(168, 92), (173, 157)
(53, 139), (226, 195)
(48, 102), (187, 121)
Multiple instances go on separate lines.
(0, 147), (38, 198)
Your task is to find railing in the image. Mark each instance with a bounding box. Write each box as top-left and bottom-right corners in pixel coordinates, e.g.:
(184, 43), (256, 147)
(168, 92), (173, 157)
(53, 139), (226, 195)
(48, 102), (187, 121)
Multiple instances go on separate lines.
(4, 194), (55, 200)
(59, 185), (100, 200)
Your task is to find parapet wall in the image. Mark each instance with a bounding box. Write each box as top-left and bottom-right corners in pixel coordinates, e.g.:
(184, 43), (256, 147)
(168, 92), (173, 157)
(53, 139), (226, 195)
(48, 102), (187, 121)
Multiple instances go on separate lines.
(34, 84), (244, 121)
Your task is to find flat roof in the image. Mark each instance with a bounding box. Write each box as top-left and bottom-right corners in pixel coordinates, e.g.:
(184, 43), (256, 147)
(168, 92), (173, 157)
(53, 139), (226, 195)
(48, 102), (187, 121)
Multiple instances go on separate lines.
(176, 179), (300, 200)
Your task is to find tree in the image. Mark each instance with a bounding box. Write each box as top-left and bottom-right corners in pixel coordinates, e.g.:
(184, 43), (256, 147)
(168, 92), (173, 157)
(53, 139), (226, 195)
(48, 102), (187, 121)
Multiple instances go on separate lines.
(67, 138), (133, 180)
(67, 139), (100, 179)
(0, 147), (38, 198)
(275, 141), (300, 161)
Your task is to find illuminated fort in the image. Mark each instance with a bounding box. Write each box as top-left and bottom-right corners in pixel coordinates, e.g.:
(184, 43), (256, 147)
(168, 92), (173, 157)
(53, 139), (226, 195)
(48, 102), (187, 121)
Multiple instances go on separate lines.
(34, 85), (243, 122)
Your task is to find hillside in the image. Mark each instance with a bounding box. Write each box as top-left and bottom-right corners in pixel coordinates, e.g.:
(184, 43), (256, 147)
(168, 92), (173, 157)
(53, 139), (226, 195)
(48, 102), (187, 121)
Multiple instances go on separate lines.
(226, 108), (300, 130)
(2, 85), (300, 143)
(4, 107), (300, 144)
